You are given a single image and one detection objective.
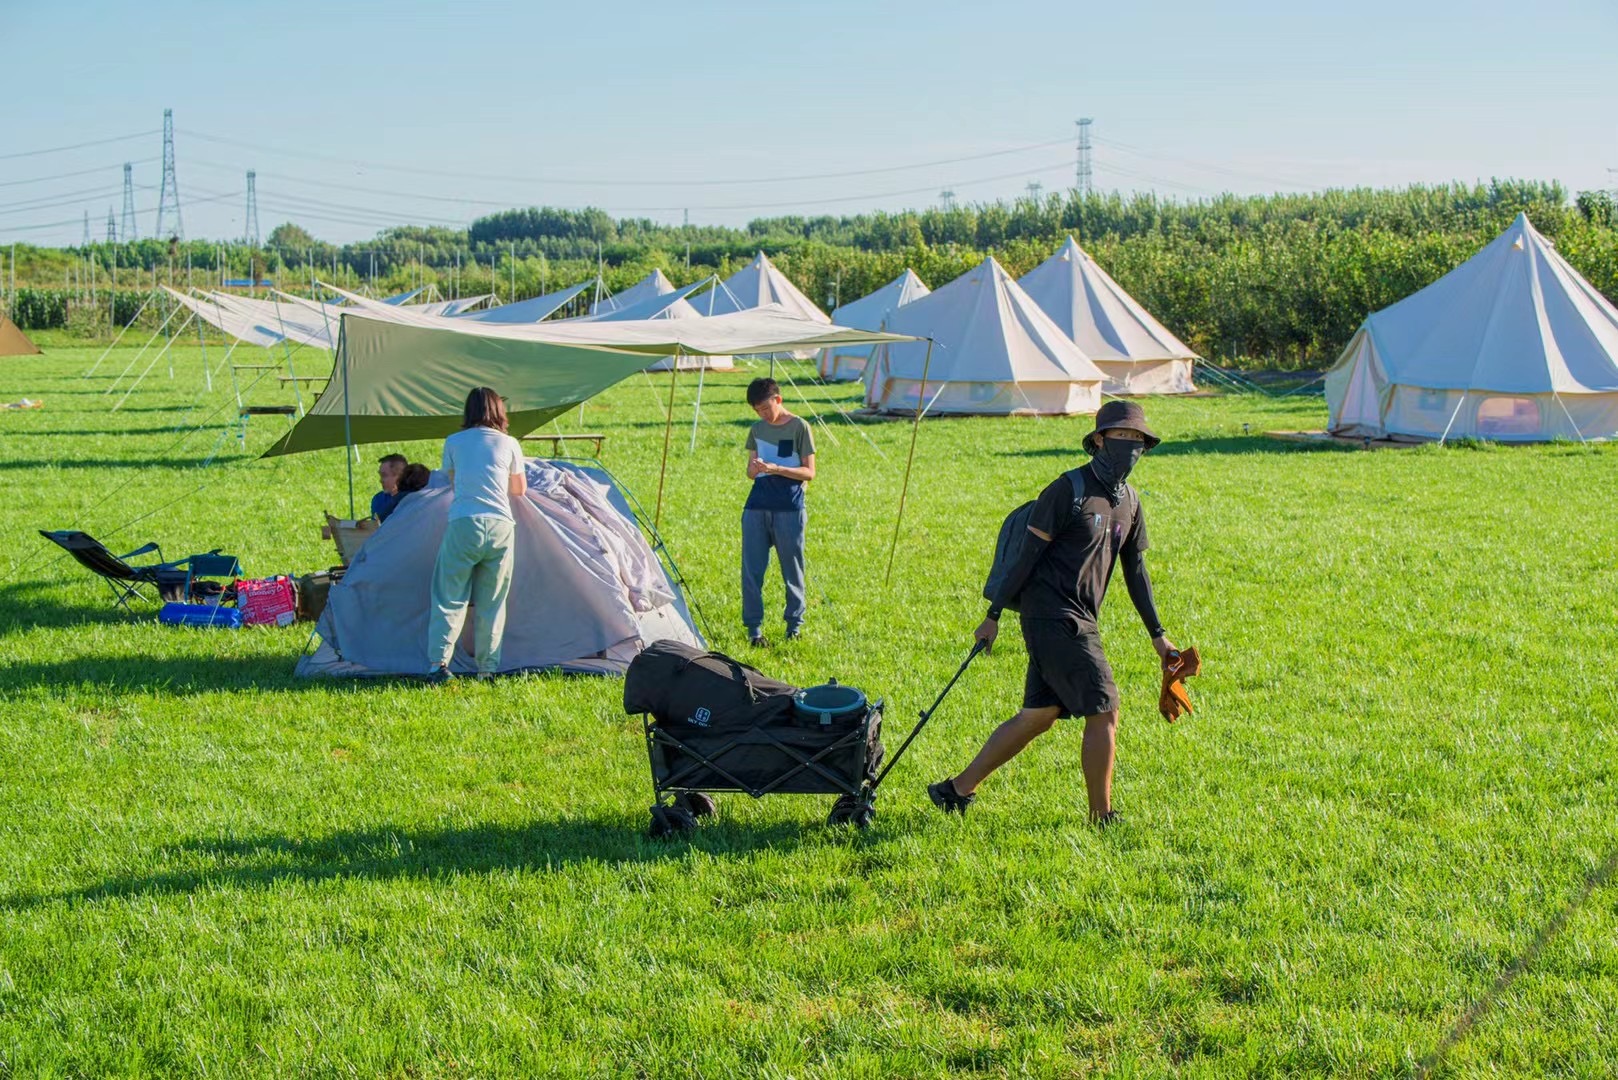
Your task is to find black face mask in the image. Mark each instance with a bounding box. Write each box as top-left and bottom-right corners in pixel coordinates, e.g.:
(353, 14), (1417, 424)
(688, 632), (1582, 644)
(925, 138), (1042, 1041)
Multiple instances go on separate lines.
(1088, 436), (1145, 499)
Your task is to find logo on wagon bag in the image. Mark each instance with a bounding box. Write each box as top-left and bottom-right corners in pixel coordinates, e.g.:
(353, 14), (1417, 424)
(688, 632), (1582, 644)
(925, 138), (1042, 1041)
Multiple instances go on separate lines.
(689, 707), (712, 727)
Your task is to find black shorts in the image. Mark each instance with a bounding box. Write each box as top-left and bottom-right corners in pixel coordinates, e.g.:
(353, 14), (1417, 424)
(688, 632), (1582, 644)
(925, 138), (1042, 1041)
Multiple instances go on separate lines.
(1021, 617), (1117, 718)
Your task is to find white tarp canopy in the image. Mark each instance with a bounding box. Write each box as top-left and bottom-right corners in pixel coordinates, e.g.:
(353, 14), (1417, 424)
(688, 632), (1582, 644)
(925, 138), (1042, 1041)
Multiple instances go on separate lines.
(455, 280), (593, 324)
(299, 460), (703, 678)
(866, 256), (1106, 416)
(1019, 236), (1198, 394)
(819, 268), (930, 382)
(1326, 213), (1618, 442)
(590, 269), (675, 315)
(575, 284), (735, 371)
(264, 301), (911, 455)
(381, 287), (425, 305)
(167, 287), (341, 350)
(407, 294), (492, 317)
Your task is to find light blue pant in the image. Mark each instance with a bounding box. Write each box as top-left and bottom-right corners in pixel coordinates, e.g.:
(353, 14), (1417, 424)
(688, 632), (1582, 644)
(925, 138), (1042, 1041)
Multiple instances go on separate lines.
(427, 515), (515, 674)
(741, 508), (806, 635)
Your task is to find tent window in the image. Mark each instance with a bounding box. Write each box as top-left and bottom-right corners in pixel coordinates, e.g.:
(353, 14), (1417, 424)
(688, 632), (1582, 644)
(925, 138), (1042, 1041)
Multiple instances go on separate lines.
(1417, 389), (1449, 413)
(1476, 397), (1540, 435)
(968, 383), (1001, 403)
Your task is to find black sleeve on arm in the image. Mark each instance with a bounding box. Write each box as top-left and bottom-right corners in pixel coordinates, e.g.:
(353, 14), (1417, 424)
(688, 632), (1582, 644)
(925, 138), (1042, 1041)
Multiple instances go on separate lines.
(1121, 548), (1165, 639)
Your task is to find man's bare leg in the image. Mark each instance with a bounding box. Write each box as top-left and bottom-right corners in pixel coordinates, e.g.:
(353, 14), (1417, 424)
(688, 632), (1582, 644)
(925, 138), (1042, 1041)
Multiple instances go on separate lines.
(1081, 710), (1119, 819)
(951, 706), (1062, 795)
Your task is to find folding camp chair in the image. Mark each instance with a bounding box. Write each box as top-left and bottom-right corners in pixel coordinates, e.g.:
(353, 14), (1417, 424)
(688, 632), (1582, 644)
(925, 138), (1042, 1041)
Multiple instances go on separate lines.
(39, 530), (236, 611)
(322, 512), (377, 567)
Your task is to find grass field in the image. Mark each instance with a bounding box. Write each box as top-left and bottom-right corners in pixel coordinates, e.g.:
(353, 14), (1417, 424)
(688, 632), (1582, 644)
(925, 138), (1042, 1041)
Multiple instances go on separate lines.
(2, 341), (1615, 1077)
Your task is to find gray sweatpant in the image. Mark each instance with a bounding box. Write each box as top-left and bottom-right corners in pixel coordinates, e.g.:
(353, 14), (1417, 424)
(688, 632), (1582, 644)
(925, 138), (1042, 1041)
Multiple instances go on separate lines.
(427, 515), (515, 674)
(741, 507), (806, 634)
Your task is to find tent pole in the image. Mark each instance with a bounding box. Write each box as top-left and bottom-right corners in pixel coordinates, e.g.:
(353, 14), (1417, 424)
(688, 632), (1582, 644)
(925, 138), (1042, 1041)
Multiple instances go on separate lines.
(1438, 391), (1469, 445)
(689, 360), (706, 453)
(342, 328), (355, 519)
(884, 338), (934, 587)
(654, 350), (680, 531)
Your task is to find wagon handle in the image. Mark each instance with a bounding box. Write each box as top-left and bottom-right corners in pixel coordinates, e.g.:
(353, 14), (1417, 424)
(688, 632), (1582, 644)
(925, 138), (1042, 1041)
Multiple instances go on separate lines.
(873, 640), (986, 789)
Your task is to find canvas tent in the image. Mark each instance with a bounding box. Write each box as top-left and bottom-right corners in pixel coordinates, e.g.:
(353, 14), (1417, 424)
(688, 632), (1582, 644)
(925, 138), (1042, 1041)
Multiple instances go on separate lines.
(263, 305), (907, 457)
(590, 269), (676, 316)
(866, 256), (1106, 416)
(455, 280), (593, 324)
(575, 283), (735, 371)
(1019, 237), (1197, 394)
(0, 315), (42, 357)
(690, 253), (828, 358)
(1326, 213), (1618, 442)
(818, 269), (930, 382)
(299, 460), (703, 678)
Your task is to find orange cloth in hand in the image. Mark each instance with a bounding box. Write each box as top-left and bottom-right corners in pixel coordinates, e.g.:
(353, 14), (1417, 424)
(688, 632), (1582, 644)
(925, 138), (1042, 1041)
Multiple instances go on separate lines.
(1158, 646), (1201, 723)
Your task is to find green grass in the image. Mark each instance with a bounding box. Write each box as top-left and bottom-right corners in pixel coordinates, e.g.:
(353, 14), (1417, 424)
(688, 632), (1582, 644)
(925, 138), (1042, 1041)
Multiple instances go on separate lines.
(2, 344), (1615, 1078)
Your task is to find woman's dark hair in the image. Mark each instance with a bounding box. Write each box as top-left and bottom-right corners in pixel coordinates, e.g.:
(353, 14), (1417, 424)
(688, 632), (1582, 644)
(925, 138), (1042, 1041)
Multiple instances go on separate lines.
(462, 386), (509, 432)
(398, 463), (431, 494)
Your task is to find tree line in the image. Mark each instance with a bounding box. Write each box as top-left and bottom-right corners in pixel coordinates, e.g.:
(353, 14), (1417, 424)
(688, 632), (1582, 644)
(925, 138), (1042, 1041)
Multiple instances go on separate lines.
(7, 182), (1615, 369)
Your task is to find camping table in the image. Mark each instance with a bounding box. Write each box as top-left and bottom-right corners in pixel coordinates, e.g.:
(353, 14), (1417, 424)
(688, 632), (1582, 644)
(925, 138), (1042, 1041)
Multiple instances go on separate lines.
(521, 433), (607, 457)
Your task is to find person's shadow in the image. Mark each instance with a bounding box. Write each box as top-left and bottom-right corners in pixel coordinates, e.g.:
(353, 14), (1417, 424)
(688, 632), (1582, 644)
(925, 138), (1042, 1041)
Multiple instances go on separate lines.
(1, 814), (836, 912)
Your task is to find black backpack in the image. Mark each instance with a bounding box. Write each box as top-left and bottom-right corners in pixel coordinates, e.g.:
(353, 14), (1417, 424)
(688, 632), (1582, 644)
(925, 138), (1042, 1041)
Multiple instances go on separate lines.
(624, 640), (799, 731)
(981, 466), (1090, 612)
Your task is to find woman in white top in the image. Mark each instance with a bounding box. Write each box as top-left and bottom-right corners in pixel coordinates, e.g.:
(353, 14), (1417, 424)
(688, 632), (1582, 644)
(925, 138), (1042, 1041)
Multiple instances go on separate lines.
(425, 387), (527, 682)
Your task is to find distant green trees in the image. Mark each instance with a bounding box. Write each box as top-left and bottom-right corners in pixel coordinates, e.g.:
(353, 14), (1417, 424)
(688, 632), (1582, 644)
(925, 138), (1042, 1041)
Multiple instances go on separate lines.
(8, 180), (1616, 368)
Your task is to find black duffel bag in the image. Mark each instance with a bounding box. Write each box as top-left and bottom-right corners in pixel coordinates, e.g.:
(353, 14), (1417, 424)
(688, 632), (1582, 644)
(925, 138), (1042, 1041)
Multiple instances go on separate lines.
(624, 640), (799, 732)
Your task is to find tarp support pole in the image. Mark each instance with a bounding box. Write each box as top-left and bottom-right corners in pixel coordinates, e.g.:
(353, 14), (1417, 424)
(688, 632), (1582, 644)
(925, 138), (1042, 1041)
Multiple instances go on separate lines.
(689, 362), (706, 453)
(885, 337), (934, 587)
(654, 349), (680, 531)
(83, 288), (154, 378)
(342, 329), (355, 519)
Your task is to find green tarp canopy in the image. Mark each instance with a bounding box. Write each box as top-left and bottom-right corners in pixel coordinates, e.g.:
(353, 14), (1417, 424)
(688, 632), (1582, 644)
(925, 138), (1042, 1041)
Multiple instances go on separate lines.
(262, 306), (911, 457)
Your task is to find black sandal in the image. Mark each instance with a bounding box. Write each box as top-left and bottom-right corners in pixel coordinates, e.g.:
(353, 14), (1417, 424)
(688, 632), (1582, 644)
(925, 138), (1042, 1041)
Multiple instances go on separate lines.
(927, 778), (976, 815)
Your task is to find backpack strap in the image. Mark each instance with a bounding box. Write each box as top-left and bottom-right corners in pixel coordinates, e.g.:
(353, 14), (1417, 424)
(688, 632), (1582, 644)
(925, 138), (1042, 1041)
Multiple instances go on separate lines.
(1062, 465), (1088, 516)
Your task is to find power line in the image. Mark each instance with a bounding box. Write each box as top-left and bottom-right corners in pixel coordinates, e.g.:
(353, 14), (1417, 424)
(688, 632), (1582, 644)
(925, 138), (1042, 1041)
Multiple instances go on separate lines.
(179, 128), (1074, 188)
(0, 157), (159, 189)
(0, 129), (161, 162)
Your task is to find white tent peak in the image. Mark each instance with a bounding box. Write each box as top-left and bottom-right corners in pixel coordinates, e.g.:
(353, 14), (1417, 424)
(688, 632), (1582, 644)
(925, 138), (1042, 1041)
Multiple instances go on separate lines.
(866, 255), (1105, 415)
(818, 269), (932, 381)
(1018, 236), (1197, 394)
(591, 269), (676, 316)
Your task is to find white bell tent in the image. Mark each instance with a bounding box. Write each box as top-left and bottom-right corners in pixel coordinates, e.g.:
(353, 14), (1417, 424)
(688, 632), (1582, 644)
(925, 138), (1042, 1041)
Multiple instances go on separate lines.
(590, 269), (676, 316)
(1326, 213), (1618, 442)
(818, 269), (930, 382)
(1019, 237), (1197, 394)
(865, 256), (1105, 416)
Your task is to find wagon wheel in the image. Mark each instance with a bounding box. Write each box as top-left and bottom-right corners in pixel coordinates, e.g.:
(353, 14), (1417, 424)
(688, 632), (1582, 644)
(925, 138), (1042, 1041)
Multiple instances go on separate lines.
(852, 802), (877, 830)
(826, 794), (859, 827)
(675, 792), (717, 819)
(648, 805), (698, 839)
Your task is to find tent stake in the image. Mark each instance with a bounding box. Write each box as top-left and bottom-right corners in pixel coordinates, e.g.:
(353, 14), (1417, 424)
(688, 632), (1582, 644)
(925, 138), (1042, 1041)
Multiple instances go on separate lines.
(654, 350), (680, 531)
(884, 338), (934, 587)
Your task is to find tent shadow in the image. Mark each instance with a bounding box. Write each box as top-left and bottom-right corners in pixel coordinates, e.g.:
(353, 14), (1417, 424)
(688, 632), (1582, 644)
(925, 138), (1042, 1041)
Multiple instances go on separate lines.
(0, 652), (328, 694)
(2, 816), (826, 911)
(0, 455), (224, 471)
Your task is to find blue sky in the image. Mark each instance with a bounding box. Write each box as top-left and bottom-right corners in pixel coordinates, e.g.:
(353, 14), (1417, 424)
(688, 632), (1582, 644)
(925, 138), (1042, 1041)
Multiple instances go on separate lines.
(3, 0), (1614, 245)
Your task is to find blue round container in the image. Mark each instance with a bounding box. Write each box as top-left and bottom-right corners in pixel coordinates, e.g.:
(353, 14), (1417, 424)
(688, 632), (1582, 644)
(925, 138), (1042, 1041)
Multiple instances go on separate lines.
(793, 679), (867, 726)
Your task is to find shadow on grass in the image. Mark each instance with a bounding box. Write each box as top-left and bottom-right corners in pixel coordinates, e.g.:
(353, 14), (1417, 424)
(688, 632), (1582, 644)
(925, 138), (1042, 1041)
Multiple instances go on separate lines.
(999, 435), (1360, 459)
(0, 580), (142, 637)
(3, 816), (830, 910)
(0, 651), (325, 694)
(0, 455), (224, 471)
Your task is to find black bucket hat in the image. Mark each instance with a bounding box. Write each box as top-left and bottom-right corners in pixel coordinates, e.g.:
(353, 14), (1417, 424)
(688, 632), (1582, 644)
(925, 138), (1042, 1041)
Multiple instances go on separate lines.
(1083, 399), (1160, 454)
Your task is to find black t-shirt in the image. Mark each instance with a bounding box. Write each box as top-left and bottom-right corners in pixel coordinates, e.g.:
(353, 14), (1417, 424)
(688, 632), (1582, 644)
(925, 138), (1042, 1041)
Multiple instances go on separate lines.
(1019, 466), (1148, 625)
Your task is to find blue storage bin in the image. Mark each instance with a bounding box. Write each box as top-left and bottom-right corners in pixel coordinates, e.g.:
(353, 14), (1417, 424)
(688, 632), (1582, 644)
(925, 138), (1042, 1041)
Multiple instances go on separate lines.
(158, 602), (242, 629)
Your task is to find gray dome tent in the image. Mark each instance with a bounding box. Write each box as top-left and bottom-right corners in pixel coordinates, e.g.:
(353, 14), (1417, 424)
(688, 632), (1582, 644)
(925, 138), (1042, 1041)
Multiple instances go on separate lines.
(299, 460), (703, 678)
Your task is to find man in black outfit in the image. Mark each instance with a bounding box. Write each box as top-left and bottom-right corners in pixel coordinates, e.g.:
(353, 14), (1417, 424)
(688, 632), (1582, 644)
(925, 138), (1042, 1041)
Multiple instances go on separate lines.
(929, 400), (1177, 825)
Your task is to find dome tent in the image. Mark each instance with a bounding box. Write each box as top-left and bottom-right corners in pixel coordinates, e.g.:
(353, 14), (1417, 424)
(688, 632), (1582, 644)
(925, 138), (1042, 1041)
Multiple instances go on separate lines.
(818, 269), (930, 382)
(298, 460), (703, 678)
(865, 256), (1105, 416)
(1018, 236), (1197, 394)
(1326, 213), (1618, 442)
